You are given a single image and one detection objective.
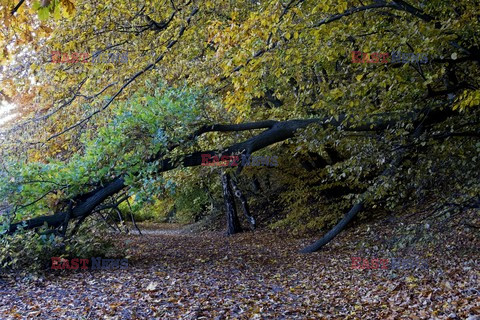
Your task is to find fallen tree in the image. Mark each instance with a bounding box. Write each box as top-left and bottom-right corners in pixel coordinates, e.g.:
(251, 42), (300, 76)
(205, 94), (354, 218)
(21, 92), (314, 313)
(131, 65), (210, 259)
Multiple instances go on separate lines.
(6, 105), (470, 252)
(1, 0), (479, 256)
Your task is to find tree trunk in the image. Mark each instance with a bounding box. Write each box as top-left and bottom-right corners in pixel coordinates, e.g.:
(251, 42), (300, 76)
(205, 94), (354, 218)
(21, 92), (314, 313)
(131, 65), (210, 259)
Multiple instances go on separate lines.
(300, 124), (427, 253)
(167, 205), (176, 223)
(229, 176), (255, 230)
(300, 202), (364, 253)
(221, 172), (242, 235)
(7, 109), (455, 238)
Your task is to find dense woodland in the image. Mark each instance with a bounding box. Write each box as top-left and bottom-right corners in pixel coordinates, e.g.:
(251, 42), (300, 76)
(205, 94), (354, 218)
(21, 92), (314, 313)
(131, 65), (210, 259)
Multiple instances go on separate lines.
(0, 0), (479, 318)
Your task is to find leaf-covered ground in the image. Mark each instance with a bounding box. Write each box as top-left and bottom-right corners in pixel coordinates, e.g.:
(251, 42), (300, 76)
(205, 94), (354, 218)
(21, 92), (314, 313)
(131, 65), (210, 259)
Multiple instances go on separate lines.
(0, 213), (479, 320)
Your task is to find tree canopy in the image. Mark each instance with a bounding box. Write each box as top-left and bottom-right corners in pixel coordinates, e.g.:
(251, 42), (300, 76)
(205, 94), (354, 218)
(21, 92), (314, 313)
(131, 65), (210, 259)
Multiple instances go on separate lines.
(0, 0), (479, 260)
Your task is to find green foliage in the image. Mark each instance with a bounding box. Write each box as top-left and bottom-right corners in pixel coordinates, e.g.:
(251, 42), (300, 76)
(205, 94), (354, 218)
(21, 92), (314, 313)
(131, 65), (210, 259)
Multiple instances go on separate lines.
(0, 230), (60, 272)
(174, 186), (210, 223)
(0, 82), (204, 227)
(1, 0), (479, 246)
(0, 220), (115, 273)
(122, 197), (174, 223)
(264, 108), (480, 234)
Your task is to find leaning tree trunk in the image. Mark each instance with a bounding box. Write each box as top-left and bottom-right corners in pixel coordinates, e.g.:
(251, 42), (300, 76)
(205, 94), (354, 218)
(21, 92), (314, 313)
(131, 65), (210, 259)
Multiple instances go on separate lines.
(7, 109), (454, 238)
(300, 124), (426, 253)
(300, 203), (364, 253)
(229, 176), (256, 230)
(221, 172), (242, 235)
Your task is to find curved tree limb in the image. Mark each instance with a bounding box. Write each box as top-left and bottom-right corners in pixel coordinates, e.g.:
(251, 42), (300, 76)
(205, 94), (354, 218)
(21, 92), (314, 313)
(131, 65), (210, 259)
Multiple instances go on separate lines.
(7, 108), (456, 236)
(10, 0), (25, 15)
(300, 121), (427, 253)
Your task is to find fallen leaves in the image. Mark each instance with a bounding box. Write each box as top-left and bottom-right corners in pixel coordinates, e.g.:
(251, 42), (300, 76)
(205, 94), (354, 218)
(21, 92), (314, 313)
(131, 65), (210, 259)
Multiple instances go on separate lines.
(145, 282), (159, 292)
(0, 219), (478, 319)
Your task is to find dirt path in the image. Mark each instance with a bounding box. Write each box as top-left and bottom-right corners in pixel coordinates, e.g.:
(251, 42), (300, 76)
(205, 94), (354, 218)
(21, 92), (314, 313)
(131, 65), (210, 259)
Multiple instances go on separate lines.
(0, 223), (478, 319)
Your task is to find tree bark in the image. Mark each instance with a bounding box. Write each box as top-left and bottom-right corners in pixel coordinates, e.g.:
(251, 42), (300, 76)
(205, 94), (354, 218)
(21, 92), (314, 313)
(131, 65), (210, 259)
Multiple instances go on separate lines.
(7, 108), (455, 237)
(229, 176), (255, 229)
(300, 203), (364, 253)
(222, 173), (242, 235)
(8, 177), (126, 233)
(300, 123), (427, 253)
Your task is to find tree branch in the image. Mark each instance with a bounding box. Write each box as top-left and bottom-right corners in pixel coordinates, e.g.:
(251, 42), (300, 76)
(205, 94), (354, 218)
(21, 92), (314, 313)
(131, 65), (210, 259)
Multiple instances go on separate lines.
(7, 107), (456, 235)
(311, 0), (433, 28)
(43, 6), (199, 142)
(11, 0), (25, 15)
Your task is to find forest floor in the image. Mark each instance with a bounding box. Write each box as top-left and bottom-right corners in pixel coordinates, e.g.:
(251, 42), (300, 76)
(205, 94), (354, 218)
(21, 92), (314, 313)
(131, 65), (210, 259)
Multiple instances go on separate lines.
(0, 210), (479, 320)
